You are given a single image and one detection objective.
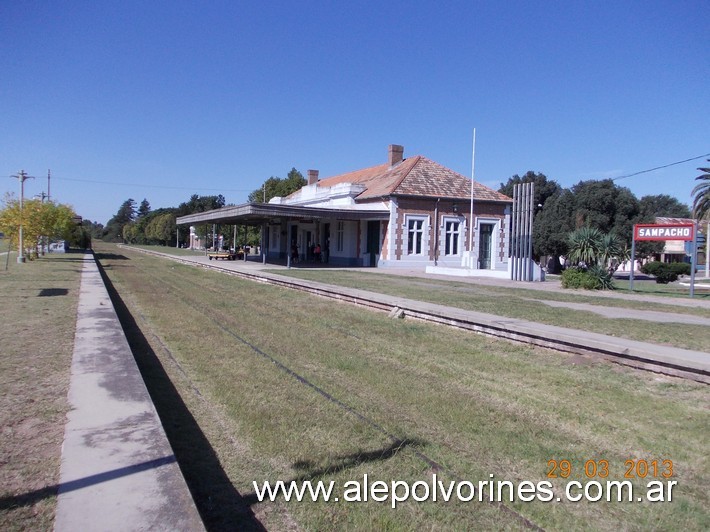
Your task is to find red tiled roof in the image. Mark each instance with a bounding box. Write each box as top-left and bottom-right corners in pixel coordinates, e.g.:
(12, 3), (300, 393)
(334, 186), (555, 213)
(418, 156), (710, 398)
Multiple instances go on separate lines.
(316, 155), (511, 203)
(655, 217), (695, 225)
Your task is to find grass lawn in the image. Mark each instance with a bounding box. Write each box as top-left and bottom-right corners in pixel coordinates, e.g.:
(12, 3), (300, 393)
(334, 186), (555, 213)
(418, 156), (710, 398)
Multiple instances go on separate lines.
(95, 242), (709, 530)
(265, 269), (710, 352)
(0, 239), (14, 268)
(614, 277), (710, 296)
(0, 251), (82, 530)
(127, 245), (710, 352)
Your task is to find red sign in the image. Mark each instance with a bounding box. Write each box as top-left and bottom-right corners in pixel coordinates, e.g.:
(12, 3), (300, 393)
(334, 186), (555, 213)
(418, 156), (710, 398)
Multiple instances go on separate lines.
(633, 223), (694, 241)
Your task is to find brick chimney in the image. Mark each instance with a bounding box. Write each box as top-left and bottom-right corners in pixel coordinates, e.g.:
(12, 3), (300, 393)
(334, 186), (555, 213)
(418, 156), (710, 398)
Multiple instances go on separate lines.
(307, 169), (319, 185)
(388, 144), (404, 167)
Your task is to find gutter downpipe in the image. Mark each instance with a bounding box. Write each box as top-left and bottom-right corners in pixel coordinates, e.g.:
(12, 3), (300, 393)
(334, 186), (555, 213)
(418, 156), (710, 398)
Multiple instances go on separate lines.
(434, 198), (440, 266)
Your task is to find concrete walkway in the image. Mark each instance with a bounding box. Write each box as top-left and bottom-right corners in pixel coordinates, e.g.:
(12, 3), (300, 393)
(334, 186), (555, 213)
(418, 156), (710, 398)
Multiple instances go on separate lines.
(55, 253), (203, 531)
(382, 268), (710, 309)
(529, 298), (710, 325)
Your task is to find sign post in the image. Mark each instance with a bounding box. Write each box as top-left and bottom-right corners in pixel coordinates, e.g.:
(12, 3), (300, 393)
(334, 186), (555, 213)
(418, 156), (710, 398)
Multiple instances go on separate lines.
(632, 223), (697, 297)
(690, 222), (698, 298)
(629, 237), (636, 292)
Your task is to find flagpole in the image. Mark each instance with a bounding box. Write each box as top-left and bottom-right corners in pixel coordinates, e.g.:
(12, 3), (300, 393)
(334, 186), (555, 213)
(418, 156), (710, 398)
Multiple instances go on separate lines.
(469, 129), (476, 270)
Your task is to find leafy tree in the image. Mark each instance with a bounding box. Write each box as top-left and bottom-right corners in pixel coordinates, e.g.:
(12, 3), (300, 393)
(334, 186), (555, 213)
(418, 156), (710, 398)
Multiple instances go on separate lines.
(176, 194), (226, 216)
(532, 189), (575, 271)
(123, 207), (178, 245)
(502, 174), (641, 273)
(1, 195), (27, 244)
(638, 194), (691, 220)
(145, 212), (176, 245)
(634, 194), (690, 261)
(0, 196), (77, 255)
(248, 168), (307, 203)
(81, 220), (104, 239)
(45, 203), (77, 242)
(69, 221), (92, 249)
(498, 171), (562, 208)
(173, 195), (226, 247)
(692, 160), (710, 221)
(137, 198), (151, 218)
(242, 169), (307, 250)
(499, 172), (564, 265)
(571, 179), (639, 246)
(123, 221), (142, 244)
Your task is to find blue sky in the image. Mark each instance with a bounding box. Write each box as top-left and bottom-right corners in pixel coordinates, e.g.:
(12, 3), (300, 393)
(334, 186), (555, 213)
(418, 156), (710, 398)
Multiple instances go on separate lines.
(1, 1), (708, 224)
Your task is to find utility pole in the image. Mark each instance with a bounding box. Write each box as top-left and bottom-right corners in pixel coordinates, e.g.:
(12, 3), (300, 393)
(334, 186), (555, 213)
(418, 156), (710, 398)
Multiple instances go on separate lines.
(11, 170), (35, 263)
(47, 169), (51, 202)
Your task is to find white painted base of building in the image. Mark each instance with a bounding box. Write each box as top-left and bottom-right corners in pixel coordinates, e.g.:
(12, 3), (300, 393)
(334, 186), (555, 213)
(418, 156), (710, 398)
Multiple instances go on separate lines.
(427, 257), (546, 281)
(425, 266), (510, 279)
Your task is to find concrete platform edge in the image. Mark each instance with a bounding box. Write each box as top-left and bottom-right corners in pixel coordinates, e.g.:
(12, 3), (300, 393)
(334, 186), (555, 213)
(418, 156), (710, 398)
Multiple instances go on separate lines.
(54, 252), (204, 531)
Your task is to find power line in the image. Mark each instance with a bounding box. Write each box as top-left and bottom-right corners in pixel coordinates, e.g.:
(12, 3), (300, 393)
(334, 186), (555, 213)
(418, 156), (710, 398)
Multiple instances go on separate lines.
(55, 175), (254, 192)
(7, 152), (709, 191)
(0, 174), (254, 193)
(612, 152), (710, 181)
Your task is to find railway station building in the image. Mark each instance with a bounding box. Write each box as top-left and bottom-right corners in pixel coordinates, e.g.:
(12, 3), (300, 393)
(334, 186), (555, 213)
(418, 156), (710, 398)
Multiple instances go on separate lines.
(177, 145), (512, 270)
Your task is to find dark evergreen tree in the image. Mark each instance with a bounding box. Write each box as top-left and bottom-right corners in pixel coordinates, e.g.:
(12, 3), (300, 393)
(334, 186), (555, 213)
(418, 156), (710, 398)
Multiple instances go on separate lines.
(103, 198), (137, 242)
(137, 198), (152, 218)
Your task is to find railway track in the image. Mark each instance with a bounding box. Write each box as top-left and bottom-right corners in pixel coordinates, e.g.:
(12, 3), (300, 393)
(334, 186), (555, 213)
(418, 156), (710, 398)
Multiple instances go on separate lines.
(119, 245), (710, 385)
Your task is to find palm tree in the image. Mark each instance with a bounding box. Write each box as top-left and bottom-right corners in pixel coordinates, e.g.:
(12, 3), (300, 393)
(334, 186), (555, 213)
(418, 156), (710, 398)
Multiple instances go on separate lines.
(598, 232), (621, 270)
(694, 162), (710, 279)
(567, 226), (603, 266)
(691, 160), (710, 221)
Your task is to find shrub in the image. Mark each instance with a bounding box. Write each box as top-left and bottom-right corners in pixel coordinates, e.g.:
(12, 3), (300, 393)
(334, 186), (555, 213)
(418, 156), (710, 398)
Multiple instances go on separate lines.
(669, 262), (691, 276)
(641, 261), (663, 277)
(561, 267), (610, 290)
(640, 261), (680, 284)
(561, 268), (582, 289)
(587, 264), (616, 290)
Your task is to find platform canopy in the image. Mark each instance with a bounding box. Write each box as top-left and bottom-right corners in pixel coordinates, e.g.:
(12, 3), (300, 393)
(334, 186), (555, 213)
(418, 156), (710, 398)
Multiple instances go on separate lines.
(176, 202), (390, 226)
